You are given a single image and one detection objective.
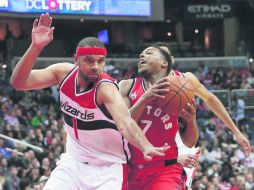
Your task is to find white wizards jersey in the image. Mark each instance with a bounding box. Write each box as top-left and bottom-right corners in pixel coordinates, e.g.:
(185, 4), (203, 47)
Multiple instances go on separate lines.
(59, 67), (130, 165)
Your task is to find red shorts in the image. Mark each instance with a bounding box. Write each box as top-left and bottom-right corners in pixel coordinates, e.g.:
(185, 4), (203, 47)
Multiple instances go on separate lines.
(128, 160), (186, 190)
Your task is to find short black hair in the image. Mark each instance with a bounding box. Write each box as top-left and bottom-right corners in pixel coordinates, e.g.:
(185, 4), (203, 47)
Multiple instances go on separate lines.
(150, 42), (173, 74)
(77, 37), (105, 48)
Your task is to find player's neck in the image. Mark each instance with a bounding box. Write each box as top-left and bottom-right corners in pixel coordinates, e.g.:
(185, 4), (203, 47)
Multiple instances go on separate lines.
(77, 74), (93, 92)
(144, 73), (167, 85)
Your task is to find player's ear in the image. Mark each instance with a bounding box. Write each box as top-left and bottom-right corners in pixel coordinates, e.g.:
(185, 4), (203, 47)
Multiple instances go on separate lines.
(74, 54), (79, 65)
(171, 56), (175, 64)
(161, 61), (168, 69)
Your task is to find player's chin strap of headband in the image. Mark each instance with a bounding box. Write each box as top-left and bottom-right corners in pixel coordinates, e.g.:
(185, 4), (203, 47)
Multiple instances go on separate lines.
(74, 47), (107, 57)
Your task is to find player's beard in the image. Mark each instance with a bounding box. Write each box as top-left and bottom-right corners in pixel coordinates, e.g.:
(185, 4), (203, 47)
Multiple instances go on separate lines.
(79, 70), (99, 83)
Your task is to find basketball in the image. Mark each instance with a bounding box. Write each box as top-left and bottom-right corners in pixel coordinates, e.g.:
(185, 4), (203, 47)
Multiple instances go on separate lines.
(154, 75), (195, 116)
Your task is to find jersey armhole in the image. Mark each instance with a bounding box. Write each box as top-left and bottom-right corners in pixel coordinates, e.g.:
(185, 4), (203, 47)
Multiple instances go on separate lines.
(59, 66), (77, 90)
(127, 79), (135, 98)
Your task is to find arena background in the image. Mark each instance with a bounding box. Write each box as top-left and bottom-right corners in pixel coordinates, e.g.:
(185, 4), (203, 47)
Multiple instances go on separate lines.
(0, 0), (254, 189)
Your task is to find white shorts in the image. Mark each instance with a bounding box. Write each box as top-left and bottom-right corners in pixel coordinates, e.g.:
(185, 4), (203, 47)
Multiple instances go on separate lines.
(43, 153), (128, 190)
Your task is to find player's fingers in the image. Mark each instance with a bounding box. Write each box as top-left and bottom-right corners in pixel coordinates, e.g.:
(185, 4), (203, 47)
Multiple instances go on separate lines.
(190, 157), (199, 166)
(44, 13), (51, 26)
(185, 103), (196, 113)
(243, 141), (251, 156)
(186, 161), (196, 168)
(144, 155), (152, 161)
(48, 16), (53, 27)
(48, 27), (55, 39)
(154, 88), (170, 94)
(38, 14), (45, 26)
(153, 150), (165, 156)
(152, 94), (165, 100)
(184, 164), (193, 169)
(179, 110), (186, 118)
(191, 98), (197, 110)
(179, 109), (189, 117)
(157, 77), (170, 84)
(154, 82), (170, 89)
(160, 145), (170, 152)
(33, 19), (38, 29)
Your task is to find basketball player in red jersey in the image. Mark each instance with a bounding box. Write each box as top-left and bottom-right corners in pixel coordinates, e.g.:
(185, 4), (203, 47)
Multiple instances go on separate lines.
(10, 14), (168, 190)
(142, 42), (251, 156)
(119, 43), (200, 190)
(119, 42), (250, 190)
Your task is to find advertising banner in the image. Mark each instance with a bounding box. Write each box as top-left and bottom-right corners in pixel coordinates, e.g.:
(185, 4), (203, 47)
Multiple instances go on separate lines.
(184, 4), (235, 20)
(0, 0), (151, 17)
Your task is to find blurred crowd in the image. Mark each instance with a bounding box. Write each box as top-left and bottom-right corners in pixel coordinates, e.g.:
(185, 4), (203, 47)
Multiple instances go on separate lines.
(0, 64), (254, 190)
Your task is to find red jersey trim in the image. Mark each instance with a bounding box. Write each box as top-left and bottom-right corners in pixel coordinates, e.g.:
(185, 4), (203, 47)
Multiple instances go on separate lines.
(59, 65), (77, 90)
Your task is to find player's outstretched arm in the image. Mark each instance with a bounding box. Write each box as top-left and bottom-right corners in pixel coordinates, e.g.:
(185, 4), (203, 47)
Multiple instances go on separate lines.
(10, 13), (58, 90)
(185, 72), (251, 156)
(98, 82), (169, 160)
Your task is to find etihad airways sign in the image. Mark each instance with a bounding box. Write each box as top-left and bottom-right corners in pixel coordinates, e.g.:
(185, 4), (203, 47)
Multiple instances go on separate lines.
(0, 0), (151, 17)
(184, 4), (235, 20)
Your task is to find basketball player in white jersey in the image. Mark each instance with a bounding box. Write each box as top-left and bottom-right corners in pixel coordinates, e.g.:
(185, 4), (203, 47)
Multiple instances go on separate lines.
(10, 13), (169, 190)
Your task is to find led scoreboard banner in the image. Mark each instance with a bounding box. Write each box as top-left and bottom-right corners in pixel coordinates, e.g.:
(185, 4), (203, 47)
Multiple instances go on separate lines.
(0, 0), (151, 17)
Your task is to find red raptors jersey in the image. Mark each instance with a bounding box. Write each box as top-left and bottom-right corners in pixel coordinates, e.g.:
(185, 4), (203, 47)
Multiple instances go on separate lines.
(128, 70), (185, 165)
(60, 66), (130, 165)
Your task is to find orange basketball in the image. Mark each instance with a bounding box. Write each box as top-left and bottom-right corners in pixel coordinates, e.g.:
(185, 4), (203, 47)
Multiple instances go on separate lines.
(154, 75), (195, 116)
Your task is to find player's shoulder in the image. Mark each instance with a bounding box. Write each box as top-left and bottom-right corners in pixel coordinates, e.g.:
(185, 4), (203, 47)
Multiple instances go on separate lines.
(52, 62), (75, 70)
(118, 79), (134, 95)
(49, 62), (76, 84)
(48, 62), (75, 72)
(182, 72), (201, 88)
(118, 79), (134, 90)
(182, 72), (197, 80)
(118, 79), (133, 87)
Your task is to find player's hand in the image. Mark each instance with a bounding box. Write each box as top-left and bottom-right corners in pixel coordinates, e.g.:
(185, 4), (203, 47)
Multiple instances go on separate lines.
(142, 77), (171, 103)
(32, 13), (54, 49)
(235, 132), (251, 157)
(177, 154), (199, 168)
(179, 99), (196, 123)
(143, 144), (170, 161)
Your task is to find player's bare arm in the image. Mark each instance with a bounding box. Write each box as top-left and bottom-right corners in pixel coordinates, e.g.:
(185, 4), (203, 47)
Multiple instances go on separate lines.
(179, 100), (199, 147)
(185, 72), (251, 156)
(97, 82), (169, 160)
(10, 13), (74, 90)
(11, 62), (74, 90)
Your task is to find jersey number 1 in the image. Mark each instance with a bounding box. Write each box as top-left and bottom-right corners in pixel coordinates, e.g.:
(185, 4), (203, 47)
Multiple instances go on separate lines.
(72, 117), (79, 140)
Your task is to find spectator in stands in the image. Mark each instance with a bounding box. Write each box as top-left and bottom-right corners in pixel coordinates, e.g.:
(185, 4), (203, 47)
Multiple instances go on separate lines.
(122, 66), (136, 79)
(0, 139), (12, 159)
(3, 110), (20, 127)
(245, 171), (254, 189)
(232, 95), (246, 126)
(31, 110), (45, 129)
(212, 67), (224, 90)
(8, 149), (23, 168)
(3, 166), (20, 190)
